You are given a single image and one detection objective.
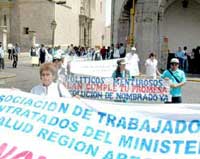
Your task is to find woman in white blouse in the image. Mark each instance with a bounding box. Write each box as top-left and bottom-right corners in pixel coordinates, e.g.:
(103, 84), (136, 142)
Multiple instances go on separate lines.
(31, 63), (71, 98)
(145, 52), (160, 79)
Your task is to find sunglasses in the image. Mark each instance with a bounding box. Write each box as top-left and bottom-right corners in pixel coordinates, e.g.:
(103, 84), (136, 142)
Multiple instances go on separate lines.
(171, 63), (179, 66)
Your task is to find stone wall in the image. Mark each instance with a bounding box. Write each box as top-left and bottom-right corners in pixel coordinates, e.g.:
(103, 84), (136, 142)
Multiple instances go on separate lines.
(0, 0), (106, 50)
(14, 0), (54, 49)
(55, 0), (80, 46)
(91, 0), (106, 47)
(161, 0), (200, 52)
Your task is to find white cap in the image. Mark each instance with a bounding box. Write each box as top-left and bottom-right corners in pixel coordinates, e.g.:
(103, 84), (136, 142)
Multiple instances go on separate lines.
(170, 58), (179, 63)
(131, 47), (136, 51)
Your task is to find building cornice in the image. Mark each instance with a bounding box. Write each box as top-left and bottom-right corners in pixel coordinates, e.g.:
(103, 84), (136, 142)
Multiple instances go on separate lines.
(0, 2), (13, 8)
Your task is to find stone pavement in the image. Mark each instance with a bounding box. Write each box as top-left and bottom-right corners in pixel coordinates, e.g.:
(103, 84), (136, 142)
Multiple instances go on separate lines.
(0, 71), (16, 80)
(0, 52), (27, 82)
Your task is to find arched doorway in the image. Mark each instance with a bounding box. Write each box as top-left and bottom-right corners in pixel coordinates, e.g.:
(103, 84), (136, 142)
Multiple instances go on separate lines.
(160, 0), (200, 53)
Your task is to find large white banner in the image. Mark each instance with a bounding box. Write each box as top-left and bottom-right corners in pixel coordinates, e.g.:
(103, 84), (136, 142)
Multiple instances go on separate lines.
(0, 89), (199, 159)
(70, 59), (140, 77)
(66, 76), (170, 103)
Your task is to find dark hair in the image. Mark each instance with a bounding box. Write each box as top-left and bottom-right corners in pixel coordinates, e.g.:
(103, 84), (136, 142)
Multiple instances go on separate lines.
(149, 52), (156, 58)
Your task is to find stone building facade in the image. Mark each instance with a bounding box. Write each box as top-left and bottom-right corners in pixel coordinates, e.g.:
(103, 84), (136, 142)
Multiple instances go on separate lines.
(111, 0), (200, 69)
(0, 0), (106, 50)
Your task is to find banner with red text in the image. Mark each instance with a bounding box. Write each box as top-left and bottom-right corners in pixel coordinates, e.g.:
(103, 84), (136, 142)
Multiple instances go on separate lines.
(66, 75), (171, 103)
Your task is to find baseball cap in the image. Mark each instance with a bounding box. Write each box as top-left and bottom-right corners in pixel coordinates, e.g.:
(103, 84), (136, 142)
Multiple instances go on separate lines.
(170, 58), (179, 64)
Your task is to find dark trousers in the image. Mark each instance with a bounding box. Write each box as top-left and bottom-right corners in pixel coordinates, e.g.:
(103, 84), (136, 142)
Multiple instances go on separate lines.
(13, 55), (18, 68)
(8, 49), (13, 60)
(120, 53), (126, 58)
(165, 96), (182, 104)
(0, 58), (4, 69)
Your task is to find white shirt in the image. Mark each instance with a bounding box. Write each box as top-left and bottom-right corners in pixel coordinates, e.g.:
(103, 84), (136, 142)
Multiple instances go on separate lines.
(57, 64), (68, 83)
(145, 58), (158, 79)
(8, 43), (13, 49)
(31, 82), (71, 98)
(113, 48), (120, 58)
(0, 47), (4, 58)
(119, 46), (125, 55)
(125, 52), (140, 76)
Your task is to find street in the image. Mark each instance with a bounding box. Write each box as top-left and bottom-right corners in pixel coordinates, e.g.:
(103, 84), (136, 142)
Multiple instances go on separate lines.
(0, 53), (200, 103)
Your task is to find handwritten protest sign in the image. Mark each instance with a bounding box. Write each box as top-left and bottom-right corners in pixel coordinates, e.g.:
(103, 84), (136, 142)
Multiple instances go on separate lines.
(0, 89), (199, 159)
(66, 75), (170, 102)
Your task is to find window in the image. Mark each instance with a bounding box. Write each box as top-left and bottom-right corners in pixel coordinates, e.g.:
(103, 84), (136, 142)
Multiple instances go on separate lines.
(3, 15), (7, 26)
(23, 27), (29, 34)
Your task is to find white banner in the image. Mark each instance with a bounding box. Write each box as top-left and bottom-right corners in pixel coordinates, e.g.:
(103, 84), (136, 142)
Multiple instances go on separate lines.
(0, 89), (199, 159)
(70, 59), (140, 77)
(66, 76), (170, 103)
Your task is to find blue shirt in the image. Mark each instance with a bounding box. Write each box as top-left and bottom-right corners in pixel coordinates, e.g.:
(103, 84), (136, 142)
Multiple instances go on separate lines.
(161, 69), (186, 97)
(175, 51), (185, 59)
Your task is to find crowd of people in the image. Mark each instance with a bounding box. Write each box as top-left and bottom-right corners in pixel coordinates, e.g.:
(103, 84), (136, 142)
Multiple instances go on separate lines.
(27, 42), (187, 104)
(174, 46), (200, 74)
(0, 41), (196, 103)
(0, 43), (21, 70)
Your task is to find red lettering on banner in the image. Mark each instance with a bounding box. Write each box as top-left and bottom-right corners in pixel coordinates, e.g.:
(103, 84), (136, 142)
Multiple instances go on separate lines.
(131, 86), (167, 94)
(86, 83), (118, 92)
(0, 143), (46, 159)
(67, 83), (82, 90)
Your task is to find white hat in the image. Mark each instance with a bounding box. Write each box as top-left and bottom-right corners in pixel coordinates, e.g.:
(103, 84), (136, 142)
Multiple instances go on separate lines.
(117, 59), (127, 65)
(170, 58), (179, 63)
(131, 47), (136, 51)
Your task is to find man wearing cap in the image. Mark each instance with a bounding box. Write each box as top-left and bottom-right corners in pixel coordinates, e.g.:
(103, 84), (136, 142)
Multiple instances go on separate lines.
(161, 58), (186, 103)
(125, 47), (140, 78)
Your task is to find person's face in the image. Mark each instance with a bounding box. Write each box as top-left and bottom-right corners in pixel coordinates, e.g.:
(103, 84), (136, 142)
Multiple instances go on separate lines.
(150, 56), (155, 60)
(53, 60), (62, 69)
(120, 64), (126, 70)
(131, 50), (136, 54)
(170, 63), (179, 71)
(41, 70), (54, 86)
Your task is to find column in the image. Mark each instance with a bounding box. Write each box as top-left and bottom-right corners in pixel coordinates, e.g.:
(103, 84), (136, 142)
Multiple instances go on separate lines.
(135, 0), (159, 72)
(2, 29), (7, 52)
(129, 0), (135, 47)
(88, 20), (92, 47)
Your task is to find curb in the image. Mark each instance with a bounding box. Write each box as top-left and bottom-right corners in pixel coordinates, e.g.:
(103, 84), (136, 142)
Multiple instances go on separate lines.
(0, 73), (16, 80)
(187, 79), (200, 82)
